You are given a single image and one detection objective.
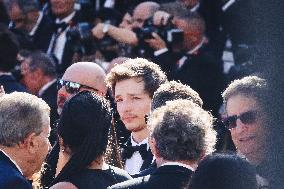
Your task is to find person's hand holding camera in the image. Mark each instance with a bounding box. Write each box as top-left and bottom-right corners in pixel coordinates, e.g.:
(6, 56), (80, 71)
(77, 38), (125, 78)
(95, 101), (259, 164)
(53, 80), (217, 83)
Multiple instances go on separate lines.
(145, 32), (167, 50)
(92, 23), (107, 40)
(153, 11), (172, 26)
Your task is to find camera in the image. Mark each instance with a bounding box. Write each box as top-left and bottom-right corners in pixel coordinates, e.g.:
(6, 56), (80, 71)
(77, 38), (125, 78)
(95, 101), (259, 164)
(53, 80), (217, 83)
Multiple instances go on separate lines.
(136, 17), (184, 46)
(66, 22), (95, 55)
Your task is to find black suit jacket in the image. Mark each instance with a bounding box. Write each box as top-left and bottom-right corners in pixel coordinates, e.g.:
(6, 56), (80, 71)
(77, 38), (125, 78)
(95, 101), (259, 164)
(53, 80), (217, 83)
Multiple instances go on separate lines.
(39, 80), (59, 145)
(0, 75), (27, 93)
(0, 151), (32, 189)
(154, 48), (225, 117)
(108, 165), (193, 189)
(122, 138), (154, 174)
(32, 14), (54, 52)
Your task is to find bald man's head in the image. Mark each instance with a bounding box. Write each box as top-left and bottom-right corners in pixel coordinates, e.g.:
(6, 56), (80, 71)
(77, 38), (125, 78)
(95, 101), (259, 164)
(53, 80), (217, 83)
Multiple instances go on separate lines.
(132, 1), (160, 28)
(57, 62), (107, 114)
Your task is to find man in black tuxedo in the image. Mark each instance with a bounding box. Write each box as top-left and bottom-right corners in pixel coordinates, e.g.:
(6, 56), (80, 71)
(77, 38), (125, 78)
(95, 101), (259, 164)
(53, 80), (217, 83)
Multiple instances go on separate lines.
(109, 99), (217, 189)
(4, 0), (53, 51)
(0, 92), (51, 189)
(47, 0), (97, 74)
(151, 11), (225, 117)
(105, 58), (167, 175)
(20, 52), (58, 145)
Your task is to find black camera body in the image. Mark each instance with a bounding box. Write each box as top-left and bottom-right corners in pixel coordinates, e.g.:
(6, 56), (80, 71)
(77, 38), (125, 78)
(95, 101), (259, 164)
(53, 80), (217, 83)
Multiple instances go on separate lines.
(66, 22), (95, 55)
(136, 17), (184, 46)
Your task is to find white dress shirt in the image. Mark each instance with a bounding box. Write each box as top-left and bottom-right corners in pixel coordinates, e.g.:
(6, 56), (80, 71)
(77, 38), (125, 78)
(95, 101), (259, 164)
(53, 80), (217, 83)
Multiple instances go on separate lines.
(48, 12), (76, 64)
(124, 136), (149, 175)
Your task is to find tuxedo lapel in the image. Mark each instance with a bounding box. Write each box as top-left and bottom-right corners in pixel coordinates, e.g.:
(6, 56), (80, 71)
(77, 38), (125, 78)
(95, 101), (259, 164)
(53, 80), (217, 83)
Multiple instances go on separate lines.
(140, 149), (153, 171)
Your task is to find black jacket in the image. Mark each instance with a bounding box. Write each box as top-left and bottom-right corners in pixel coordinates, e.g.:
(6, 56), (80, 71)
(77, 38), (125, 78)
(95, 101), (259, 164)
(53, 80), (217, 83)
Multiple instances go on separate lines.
(108, 165), (193, 189)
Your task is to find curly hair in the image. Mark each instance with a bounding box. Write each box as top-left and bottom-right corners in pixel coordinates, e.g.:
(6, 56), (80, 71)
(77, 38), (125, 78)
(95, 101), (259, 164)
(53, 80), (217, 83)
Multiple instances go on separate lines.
(105, 58), (167, 98)
(49, 91), (112, 185)
(148, 99), (216, 162)
(151, 80), (203, 110)
(222, 75), (268, 111)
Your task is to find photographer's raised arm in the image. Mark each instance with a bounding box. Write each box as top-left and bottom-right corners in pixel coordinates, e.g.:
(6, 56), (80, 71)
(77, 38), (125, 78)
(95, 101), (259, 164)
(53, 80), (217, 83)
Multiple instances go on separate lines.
(92, 23), (138, 46)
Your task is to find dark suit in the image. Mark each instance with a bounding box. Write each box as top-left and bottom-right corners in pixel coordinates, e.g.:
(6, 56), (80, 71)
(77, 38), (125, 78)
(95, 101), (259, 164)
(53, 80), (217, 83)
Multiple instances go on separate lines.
(154, 47), (225, 117)
(132, 161), (157, 178)
(122, 138), (154, 174)
(0, 151), (32, 189)
(0, 74), (27, 93)
(108, 165), (193, 189)
(31, 14), (54, 52)
(48, 11), (90, 74)
(39, 80), (59, 145)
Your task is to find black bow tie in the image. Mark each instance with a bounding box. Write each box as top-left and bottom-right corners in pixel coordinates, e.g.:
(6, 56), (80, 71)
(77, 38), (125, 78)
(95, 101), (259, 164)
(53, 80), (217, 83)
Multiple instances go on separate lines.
(122, 144), (148, 160)
(54, 22), (68, 32)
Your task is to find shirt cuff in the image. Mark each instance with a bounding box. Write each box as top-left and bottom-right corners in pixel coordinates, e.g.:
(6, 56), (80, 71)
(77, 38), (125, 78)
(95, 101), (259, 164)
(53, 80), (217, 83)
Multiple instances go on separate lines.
(154, 48), (168, 56)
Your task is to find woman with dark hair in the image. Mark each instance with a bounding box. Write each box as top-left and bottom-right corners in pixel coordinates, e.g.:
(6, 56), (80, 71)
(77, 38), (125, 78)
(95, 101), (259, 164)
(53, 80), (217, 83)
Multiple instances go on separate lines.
(188, 153), (258, 189)
(48, 91), (131, 189)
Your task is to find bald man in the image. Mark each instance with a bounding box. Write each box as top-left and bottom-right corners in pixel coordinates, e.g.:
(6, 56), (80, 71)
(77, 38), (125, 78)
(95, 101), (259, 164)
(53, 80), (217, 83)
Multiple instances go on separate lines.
(57, 62), (107, 114)
(41, 62), (107, 188)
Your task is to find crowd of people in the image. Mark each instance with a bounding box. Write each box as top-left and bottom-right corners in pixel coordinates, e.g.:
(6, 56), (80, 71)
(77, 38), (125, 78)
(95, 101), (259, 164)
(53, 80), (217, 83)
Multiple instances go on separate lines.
(0, 0), (283, 189)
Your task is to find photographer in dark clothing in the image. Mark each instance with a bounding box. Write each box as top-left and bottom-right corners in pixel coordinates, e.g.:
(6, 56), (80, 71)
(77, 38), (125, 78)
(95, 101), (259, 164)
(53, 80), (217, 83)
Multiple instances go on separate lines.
(151, 10), (225, 117)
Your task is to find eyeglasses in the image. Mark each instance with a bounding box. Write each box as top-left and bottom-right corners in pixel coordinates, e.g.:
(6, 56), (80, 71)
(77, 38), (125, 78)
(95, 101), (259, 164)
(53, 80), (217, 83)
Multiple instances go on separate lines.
(57, 79), (98, 94)
(222, 110), (259, 130)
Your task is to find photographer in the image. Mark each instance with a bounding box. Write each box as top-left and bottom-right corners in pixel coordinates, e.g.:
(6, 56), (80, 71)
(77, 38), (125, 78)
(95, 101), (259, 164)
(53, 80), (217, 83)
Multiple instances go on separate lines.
(152, 9), (225, 118)
(92, 1), (160, 58)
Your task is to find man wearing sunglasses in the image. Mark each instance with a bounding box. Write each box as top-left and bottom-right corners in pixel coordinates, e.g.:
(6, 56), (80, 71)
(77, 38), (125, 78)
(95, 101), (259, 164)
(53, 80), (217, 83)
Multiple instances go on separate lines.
(41, 61), (107, 187)
(222, 76), (269, 185)
(57, 61), (107, 114)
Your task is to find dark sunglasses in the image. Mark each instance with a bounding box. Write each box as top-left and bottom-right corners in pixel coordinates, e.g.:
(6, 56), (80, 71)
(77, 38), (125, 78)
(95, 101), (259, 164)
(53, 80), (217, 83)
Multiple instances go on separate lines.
(57, 79), (98, 94)
(222, 110), (259, 130)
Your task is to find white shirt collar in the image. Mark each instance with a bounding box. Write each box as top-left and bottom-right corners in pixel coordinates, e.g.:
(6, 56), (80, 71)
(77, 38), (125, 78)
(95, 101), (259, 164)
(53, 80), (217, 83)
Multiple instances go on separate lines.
(0, 72), (12, 76)
(187, 37), (206, 55)
(38, 79), (57, 97)
(130, 134), (149, 149)
(190, 2), (200, 12)
(56, 11), (76, 24)
(160, 161), (195, 171)
(0, 150), (23, 175)
(29, 11), (43, 36)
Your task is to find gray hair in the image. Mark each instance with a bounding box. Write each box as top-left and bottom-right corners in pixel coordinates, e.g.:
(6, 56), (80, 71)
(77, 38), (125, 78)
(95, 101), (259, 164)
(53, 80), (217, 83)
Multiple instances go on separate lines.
(4, 0), (39, 14)
(0, 92), (50, 147)
(148, 99), (216, 161)
(28, 52), (57, 77)
(222, 75), (268, 112)
(151, 80), (203, 110)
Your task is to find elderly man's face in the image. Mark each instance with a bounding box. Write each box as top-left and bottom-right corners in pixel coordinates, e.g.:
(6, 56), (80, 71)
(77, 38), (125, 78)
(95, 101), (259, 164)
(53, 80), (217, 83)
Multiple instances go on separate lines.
(50, 0), (75, 19)
(132, 5), (151, 29)
(20, 58), (40, 95)
(30, 113), (51, 176)
(226, 94), (267, 165)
